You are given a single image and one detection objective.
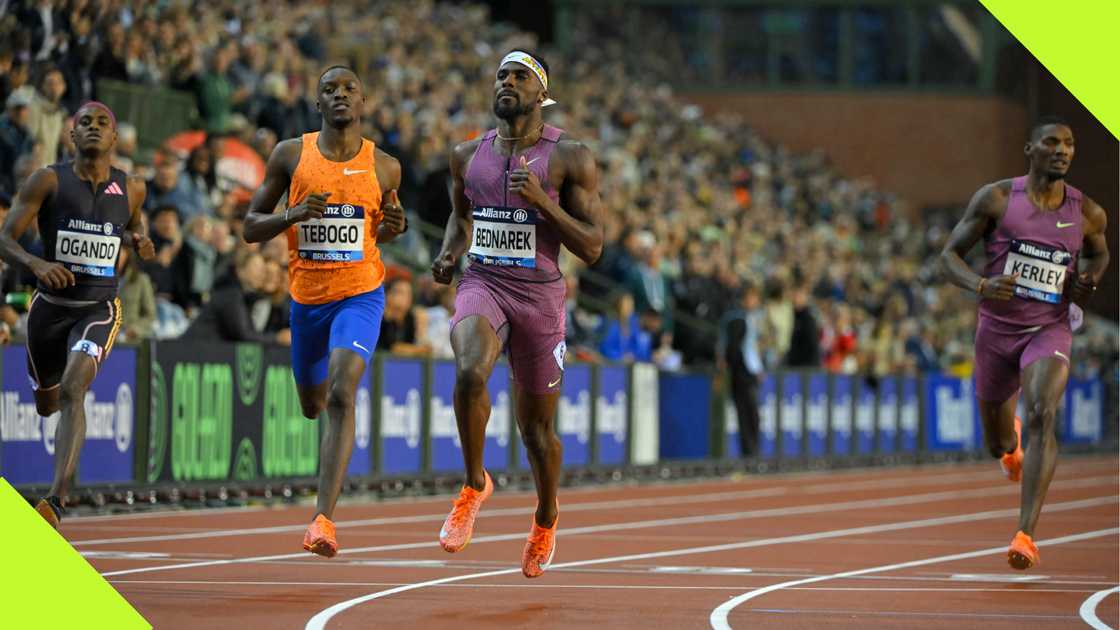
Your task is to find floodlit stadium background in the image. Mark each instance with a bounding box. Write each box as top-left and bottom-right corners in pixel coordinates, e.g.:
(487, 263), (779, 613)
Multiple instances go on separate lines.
(0, 0), (1115, 504)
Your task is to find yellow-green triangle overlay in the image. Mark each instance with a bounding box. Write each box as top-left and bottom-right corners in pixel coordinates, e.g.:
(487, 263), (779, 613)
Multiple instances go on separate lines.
(0, 479), (150, 629)
(980, 0), (1119, 140)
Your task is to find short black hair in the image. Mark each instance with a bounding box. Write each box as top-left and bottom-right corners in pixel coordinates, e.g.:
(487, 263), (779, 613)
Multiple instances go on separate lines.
(503, 49), (550, 80)
(318, 64), (360, 87)
(1030, 115), (1071, 141)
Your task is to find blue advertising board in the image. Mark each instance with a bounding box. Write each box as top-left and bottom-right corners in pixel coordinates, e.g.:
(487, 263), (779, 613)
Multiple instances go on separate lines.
(854, 377), (876, 455)
(759, 375), (777, 459)
(431, 361), (511, 474)
(380, 358), (423, 475)
(557, 364), (591, 467)
(877, 377), (897, 454)
(1064, 378), (1103, 444)
(659, 371), (712, 459)
(346, 362), (373, 477)
(831, 375), (853, 456)
(924, 374), (978, 451)
(780, 373), (804, 458)
(1, 346), (136, 485)
(899, 377), (919, 453)
(806, 373), (828, 457)
(596, 366), (629, 466)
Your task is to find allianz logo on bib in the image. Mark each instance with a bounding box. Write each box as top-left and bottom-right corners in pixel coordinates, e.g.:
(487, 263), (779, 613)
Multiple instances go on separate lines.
(0, 383), (133, 454)
(1012, 240), (1072, 265)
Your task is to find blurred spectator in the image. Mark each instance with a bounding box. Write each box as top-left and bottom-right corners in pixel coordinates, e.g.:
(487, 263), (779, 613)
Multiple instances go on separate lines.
(785, 283), (821, 368)
(0, 90), (34, 196)
(625, 233), (672, 331)
(197, 43), (235, 134)
(117, 247), (156, 343)
(563, 273), (604, 362)
(250, 259), (291, 339)
(182, 145), (221, 212)
(823, 303), (859, 374)
(111, 122), (137, 172)
(763, 276), (793, 365)
(185, 249), (288, 345)
(143, 205), (183, 299)
(22, 63), (66, 164)
(146, 150), (205, 219)
(424, 282), (456, 360)
(599, 293), (652, 363)
(719, 282), (765, 457)
(378, 276), (431, 357)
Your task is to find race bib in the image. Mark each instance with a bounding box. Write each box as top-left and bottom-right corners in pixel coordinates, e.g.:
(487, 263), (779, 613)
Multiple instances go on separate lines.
(296, 204), (365, 262)
(1003, 239), (1072, 304)
(55, 219), (120, 277)
(468, 206), (537, 268)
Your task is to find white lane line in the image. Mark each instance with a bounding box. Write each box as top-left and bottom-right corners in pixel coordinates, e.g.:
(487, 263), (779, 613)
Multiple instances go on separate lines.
(104, 580), (1104, 595)
(73, 487), (789, 546)
(709, 527), (1119, 629)
(1079, 585), (1120, 630)
(99, 475), (1112, 578)
(76, 463), (1066, 546)
(303, 496), (1117, 630)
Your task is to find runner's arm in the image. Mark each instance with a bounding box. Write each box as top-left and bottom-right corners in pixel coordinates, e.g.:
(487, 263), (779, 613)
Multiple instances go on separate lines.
(939, 182), (1005, 294)
(437, 141), (478, 261)
(243, 140), (299, 243)
(1077, 198), (1110, 285)
(0, 168), (58, 269)
(375, 150), (406, 244)
(536, 141), (604, 264)
(122, 177), (154, 260)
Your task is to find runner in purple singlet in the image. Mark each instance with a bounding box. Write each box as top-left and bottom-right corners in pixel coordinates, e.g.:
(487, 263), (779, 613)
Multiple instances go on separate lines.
(430, 50), (603, 578)
(940, 116), (1110, 570)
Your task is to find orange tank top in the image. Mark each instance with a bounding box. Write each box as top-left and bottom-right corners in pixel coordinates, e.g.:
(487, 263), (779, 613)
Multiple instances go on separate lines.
(287, 132), (385, 304)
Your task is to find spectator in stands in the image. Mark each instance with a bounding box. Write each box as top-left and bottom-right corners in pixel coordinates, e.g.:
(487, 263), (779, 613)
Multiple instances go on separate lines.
(599, 293), (653, 363)
(181, 145), (220, 212)
(822, 303), (858, 374)
(250, 259), (291, 339)
(197, 42), (235, 134)
(176, 214), (218, 311)
(719, 282), (765, 457)
(785, 283), (821, 367)
(117, 247), (156, 343)
(424, 282), (456, 360)
(110, 121), (137, 172)
(144, 205), (183, 298)
(0, 90), (34, 196)
(22, 63), (66, 164)
(564, 273), (604, 362)
(625, 232), (672, 332)
(91, 21), (127, 85)
(378, 276), (431, 357)
(1, 56), (31, 108)
(186, 248), (289, 345)
(763, 276), (793, 366)
(145, 150), (204, 219)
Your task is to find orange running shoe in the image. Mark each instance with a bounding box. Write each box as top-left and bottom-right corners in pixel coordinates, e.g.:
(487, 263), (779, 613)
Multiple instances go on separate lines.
(1007, 530), (1039, 570)
(35, 496), (63, 530)
(1000, 416), (1023, 482)
(302, 514), (338, 558)
(521, 506), (558, 579)
(439, 470), (493, 553)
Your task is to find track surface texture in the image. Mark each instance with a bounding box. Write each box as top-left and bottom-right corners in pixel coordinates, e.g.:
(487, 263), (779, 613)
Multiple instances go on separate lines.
(69, 456), (1119, 629)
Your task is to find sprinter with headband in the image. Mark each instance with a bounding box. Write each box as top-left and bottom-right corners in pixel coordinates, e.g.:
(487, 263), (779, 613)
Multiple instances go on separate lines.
(431, 49), (604, 578)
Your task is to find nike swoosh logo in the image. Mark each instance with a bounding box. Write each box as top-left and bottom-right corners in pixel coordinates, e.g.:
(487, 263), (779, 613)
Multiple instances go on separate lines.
(352, 341), (369, 353)
(1056, 222), (1075, 228)
(547, 376), (562, 388)
(343, 168), (367, 176)
(524, 157), (540, 166)
(1054, 350), (1069, 361)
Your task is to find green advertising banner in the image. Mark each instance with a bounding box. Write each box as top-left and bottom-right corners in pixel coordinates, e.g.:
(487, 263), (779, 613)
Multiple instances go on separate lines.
(147, 342), (319, 483)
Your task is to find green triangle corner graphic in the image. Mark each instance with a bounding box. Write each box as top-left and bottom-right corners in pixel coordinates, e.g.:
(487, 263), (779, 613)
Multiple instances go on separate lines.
(0, 479), (150, 629)
(980, 0), (1119, 139)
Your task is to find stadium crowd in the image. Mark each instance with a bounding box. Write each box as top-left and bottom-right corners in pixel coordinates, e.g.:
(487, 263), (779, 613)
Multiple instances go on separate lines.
(0, 0), (1114, 385)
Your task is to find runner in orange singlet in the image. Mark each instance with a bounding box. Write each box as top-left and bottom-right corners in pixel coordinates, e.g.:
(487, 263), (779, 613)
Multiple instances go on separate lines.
(244, 66), (407, 558)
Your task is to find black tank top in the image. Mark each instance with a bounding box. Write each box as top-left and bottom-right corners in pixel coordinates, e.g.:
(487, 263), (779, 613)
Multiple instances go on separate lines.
(38, 163), (131, 301)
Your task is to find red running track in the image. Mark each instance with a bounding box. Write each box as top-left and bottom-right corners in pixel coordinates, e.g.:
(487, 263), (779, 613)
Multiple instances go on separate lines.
(68, 456), (1119, 629)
